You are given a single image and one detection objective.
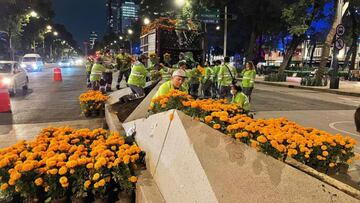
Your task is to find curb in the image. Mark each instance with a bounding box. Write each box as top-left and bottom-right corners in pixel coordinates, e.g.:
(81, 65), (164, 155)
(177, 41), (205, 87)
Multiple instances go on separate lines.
(285, 158), (360, 200)
(255, 80), (360, 97)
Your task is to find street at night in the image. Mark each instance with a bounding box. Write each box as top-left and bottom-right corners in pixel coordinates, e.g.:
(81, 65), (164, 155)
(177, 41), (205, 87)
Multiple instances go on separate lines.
(1, 0), (360, 202)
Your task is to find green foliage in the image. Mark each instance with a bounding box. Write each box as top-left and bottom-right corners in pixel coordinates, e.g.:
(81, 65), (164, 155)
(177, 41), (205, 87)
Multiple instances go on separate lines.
(264, 73), (287, 82)
(282, 0), (327, 36)
(300, 76), (328, 86)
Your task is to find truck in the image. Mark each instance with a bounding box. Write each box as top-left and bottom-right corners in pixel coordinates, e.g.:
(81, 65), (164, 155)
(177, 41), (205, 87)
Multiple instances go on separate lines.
(0, 31), (11, 60)
(140, 18), (204, 64)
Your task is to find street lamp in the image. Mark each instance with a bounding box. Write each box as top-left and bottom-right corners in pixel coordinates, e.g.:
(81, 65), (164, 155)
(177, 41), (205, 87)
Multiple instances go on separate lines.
(144, 18), (150, 25)
(30, 11), (38, 18)
(53, 31), (58, 36)
(127, 29), (133, 54)
(175, 0), (186, 7)
(114, 41), (117, 43)
(46, 25), (52, 30)
(119, 36), (123, 40)
(216, 26), (220, 30)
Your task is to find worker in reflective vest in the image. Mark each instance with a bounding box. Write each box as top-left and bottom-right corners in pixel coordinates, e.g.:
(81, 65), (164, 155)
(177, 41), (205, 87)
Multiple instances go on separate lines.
(127, 54), (149, 98)
(241, 61), (256, 102)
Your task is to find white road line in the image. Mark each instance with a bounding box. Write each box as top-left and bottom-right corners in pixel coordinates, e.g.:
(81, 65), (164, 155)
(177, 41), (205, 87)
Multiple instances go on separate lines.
(328, 121), (359, 138)
(328, 121), (360, 151)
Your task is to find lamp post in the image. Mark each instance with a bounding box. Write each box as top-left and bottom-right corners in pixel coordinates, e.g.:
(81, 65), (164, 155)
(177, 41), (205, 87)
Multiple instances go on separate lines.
(50, 31), (58, 60)
(128, 29), (133, 54)
(143, 18), (150, 25)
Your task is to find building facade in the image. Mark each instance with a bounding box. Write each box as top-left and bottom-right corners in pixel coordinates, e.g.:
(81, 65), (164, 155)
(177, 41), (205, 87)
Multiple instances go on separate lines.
(106, 0), (139, 35)
(89, 31), (98, 50)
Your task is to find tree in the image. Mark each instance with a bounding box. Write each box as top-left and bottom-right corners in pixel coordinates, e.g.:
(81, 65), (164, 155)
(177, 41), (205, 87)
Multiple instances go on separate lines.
(278, 0), (327, 73)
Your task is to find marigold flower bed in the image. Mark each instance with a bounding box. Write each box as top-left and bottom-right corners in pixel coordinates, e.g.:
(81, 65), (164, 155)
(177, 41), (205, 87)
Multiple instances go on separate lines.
(0, 127), (144, 202)
(79, 90), (109, 117)
(149, 90), (358, 172)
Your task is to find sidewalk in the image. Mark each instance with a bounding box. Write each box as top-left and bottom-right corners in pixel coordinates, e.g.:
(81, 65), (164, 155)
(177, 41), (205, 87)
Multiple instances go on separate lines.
(255, 76), (360, 97)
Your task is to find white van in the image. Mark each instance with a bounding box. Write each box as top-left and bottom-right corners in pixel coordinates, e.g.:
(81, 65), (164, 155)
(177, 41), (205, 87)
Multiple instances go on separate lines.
(20, 54), (44, 72)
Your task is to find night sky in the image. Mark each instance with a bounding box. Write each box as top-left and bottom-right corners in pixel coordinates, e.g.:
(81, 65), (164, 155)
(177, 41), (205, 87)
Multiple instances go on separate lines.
(52, 0), (106, 44)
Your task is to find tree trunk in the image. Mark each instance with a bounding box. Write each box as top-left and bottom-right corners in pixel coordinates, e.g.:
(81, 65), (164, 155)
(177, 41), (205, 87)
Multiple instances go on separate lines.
(309, 41), (316, 67)
(278, 34), (304, 73)
(344, 41), (355, 69)
(246, 30), (257, 61)
(349, 5), (358, 71)
(315, 0), (340, 81)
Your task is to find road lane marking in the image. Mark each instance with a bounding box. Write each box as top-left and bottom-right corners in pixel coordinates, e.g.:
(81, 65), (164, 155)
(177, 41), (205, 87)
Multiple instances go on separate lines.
(328, 121), (360, 151)
(328, 121), (359, 138)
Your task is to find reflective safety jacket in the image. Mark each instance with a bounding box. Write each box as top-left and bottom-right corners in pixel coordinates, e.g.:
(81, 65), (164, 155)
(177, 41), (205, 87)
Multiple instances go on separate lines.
(151, 80), (188, 106)
(128, 62), (148, 88)
(241, 69), (256, 88)
(85, 61), (93, 73)
(231, 92), (250, 111)
(90, 63), (106, 82)
(218, 63), (237, 86)
(203, 66), (214, 83)
(116, 53), (131, 72)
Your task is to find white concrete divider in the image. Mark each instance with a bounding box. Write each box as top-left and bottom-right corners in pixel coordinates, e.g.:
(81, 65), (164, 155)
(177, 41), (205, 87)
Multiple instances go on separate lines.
(123, 110), (359, 203)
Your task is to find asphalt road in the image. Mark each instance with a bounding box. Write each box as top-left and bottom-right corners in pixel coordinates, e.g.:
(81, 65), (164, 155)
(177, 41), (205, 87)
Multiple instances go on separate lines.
(0, 65), (87, 126)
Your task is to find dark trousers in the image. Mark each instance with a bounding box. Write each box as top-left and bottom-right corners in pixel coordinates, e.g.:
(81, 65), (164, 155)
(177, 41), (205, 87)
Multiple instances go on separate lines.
(103, 72), (113, 91)
(117, 69), (130, 87)
(243, 87), (254, 102)
(202, 80), (213, 98)
(129, 85), (145, 97)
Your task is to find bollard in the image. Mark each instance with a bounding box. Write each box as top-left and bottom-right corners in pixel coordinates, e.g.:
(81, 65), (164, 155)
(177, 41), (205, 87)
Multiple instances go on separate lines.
(53, 67), (62, 81)
(0, 76), (11, 112)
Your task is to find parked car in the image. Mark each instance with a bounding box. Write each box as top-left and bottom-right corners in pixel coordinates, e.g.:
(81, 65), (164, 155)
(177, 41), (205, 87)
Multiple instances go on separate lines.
(20, 53), (44, 72)
(0, 61), (29, 96)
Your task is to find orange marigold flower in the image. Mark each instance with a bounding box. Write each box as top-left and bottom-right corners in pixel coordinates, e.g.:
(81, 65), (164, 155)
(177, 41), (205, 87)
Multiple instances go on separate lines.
(58, 166), (68, 175)
(1, 183), (9, 191)
(84, 180), (91, 189)
(256, 136), (267, 144)
(93, 173), (100, 181)
(97, 179), (106, 187)
(66, 160), (77, 168)
(59, 176), (68, 185)
(34, 178), (43, 186)
(128, 176), (137, 183)
(213, 124), (221, 130)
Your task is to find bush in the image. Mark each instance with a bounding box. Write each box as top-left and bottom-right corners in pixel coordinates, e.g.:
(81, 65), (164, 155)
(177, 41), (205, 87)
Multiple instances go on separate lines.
(301, 76), (328, 86)
(264, 73), (287, 82)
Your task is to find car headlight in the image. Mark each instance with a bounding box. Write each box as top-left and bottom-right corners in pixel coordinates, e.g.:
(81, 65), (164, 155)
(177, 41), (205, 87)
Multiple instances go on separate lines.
(2, 78), (11, 85)
(21, 64), (26, 68)
(32, 64), (38, 69)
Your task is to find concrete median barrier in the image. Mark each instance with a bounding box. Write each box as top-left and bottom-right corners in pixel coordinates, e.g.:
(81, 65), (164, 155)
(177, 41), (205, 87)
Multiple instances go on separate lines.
(122, 110), (359, 203)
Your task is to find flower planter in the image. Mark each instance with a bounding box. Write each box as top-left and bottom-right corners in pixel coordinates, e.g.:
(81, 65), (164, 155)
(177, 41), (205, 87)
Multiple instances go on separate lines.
(117, 191), (132, 203)
(51, 196), (67, 203)
(93, 195), (108, 203)
(71, 197), (86, 203)
(23, 198), (40, 203)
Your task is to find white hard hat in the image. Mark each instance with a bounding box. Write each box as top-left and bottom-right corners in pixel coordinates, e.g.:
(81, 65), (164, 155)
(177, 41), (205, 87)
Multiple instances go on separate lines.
(172, 69), (187, 78)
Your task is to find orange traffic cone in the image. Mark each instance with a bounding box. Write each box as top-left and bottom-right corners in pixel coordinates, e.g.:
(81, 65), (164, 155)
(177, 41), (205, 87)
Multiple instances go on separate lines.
(0, 76), (11, 112)
(54, 67), (62, 81)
